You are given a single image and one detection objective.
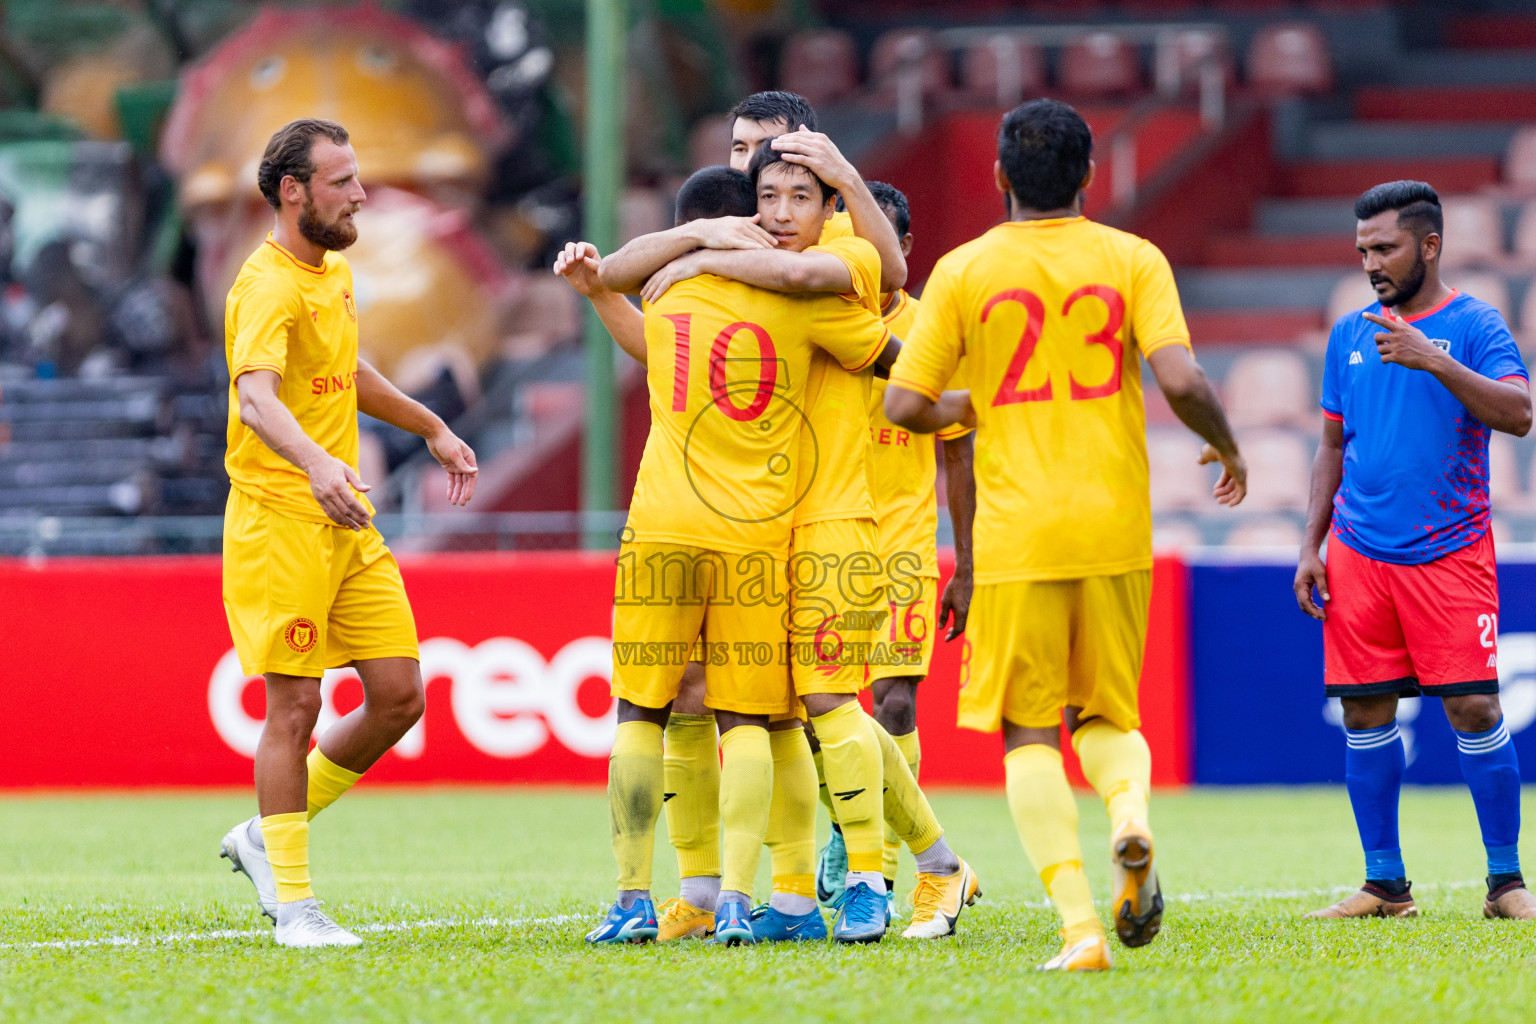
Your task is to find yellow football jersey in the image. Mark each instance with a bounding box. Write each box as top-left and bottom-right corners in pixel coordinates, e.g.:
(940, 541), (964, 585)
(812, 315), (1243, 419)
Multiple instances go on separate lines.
(791, 234), (885, 527)
(628, 273), (889, 556)
(820, 209), (855, 242)
(890, 216), (1191, 584)
(868, 290), (970, 575)
(224, 235), (370, 525)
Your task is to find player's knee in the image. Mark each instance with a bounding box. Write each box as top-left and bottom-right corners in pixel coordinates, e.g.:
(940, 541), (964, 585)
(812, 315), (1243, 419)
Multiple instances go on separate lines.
(1444, 693), (1502, 734)
(390, 683), (427, 730)
(268, 688), (322, 738)
(872, 678), (918, 735)
(1339, 695), (1398, 731)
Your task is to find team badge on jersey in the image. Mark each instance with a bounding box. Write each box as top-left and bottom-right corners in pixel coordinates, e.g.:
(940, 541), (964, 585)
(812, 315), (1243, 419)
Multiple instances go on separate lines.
(1430, 338), (1451, 353)
(284, 617), (319, 653)
(342, 289), (357, 323)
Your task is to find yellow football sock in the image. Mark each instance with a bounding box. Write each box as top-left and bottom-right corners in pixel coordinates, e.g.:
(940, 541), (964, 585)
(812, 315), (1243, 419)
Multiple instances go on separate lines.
(1005, 744), (1102, 940)
(870, 717), (943, 855)
(811, 701), (884, 874)
(259, 811), (314, 903)
(663, 713), (721, 879)
(306, 746), (363, 820)
(609, 720), (664, 891)
(719, 725), (773, 898)
(882, 729), (922, 879)
(766, 727), (817, 897)
(812, 748), (835, 820)
(1073, 720), (1152, 834)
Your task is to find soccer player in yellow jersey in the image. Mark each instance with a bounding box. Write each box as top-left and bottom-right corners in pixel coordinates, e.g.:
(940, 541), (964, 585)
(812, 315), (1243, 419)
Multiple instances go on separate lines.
(611, 147), (980, 944)
(810, 181), (978, 906)
(587, 165), (901, 945)
(216, 119), (478, 948)
(886, 99), (1247, 971)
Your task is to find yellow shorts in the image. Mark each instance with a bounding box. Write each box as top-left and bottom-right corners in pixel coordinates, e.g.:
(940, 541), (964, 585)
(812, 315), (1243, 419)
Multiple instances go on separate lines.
(612, 542), (792, 716)
(787, 518), (884, 696)
(868, 573), (937, 683)
(222, 487), (418, 678)
(958, 570), (1150, 733)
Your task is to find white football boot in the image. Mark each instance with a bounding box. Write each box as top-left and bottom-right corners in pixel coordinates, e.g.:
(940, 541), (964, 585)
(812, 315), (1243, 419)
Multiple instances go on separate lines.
(274, 899), (362, 948)
(220, 816), (278, 921)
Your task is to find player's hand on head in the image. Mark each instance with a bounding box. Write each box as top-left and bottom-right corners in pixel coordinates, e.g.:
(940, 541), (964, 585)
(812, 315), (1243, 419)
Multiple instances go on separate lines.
(1361, 311), (1442, 371)
(553, 241), (604, 296)
(694, 215), (775, 251)
(308, 455), (372, 530)
(1199, 444), (1247, 507)
(640, 253), (707, 305)
(771, 126), (857, 190)
(1293, 551), (1329, 620)
(426, 427), (478, 506)
(939, 567), (972, 641)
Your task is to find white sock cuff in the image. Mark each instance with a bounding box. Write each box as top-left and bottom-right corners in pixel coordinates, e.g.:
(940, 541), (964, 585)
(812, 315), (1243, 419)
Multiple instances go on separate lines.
(1456, 721), (1512, 756)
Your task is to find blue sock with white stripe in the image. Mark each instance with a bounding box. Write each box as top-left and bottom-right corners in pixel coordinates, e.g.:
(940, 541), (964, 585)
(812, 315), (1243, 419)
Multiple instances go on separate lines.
(1345, 723), (1406, 882)
(1454, 718), (1522, 878)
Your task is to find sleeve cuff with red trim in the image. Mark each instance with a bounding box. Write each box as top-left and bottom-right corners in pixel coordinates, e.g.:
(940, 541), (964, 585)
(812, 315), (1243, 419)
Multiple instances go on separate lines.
(1321, 408), (1342, 422)
(233, 362), (284, 380)
(845, 328), (890, 372)
(1500, 374), (1529, 387)
(887, 375), (942, 402)
(1140, 335), (1192, 357)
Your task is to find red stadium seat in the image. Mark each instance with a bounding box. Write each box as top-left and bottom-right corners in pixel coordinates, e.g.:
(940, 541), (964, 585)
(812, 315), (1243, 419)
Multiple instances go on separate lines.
(1153, 28), (1233, 95)
(1060, 32), (1141, 98)
(1246, 23), (1333, 96)
(958, 34), (1046, 107)
(868, 28), (952, 100)
(1147, 428), (1210, 512)
(1235, 430), (1311, 512)
(1505, 125), (1536, 192)
(1446, 270), (1514, 327)
(1223, 349), (1316, 430)
(687, 113), (731, 172)
(1438, 196), (1504, 267)
(779, 29), (859, 108)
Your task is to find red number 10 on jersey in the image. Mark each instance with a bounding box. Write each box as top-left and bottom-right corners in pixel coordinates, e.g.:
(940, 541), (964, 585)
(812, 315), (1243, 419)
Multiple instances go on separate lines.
(985, 284), (1127, 407)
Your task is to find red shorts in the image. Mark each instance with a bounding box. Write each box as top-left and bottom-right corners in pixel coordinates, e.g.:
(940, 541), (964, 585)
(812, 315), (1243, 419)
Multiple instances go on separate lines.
(1323, 529), (1500, 697)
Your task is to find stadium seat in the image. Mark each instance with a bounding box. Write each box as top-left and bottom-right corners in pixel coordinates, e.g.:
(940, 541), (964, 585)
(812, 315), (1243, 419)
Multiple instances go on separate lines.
(1446, 270), (1514, 327)
(1246, 23), (1333, 96)
(1223, 348), (1316, 429)
(1147, 429), (1210, 512)
(1059, 32), (1141, 98)
(1509, 200), (1536, 263)
(687, 113), (731, 172)
(1326, 273), (1381, 326)
(1438, 196), (1504, 267)
(1224, 517), (1303, 548)
(1235, 430), (1311, 512)
(1489, 432), (1527, 510)
(868, 28), (952, 100)
(1505, 125), (1536, 192)
(779, 29), (859, 108)
(1153, 28), (1233, 95)
(958, 35), (1046, 108)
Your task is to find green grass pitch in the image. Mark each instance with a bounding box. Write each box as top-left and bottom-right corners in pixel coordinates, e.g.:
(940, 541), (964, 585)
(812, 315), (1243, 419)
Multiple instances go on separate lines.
(2, 786), (1534, 1023)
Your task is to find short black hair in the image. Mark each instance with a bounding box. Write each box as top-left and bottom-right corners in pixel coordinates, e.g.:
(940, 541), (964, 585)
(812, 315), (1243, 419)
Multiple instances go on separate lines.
(1354, 180), (1443, 239)
(257, 118), (350, 211)
(866, 181), (910, 236)
(675, 166), (756, 223)
(727, 91), (818, 134)
(997, 99), (1093, 212)
(747, 142), (834, 204)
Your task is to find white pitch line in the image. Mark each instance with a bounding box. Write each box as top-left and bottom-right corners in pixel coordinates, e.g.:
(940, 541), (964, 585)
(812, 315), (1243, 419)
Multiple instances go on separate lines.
(3, 882), (1490, 951)
(2, 913), (582, 952)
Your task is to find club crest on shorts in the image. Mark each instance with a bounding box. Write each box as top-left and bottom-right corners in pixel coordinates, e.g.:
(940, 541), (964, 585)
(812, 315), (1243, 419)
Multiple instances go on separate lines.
(284, 617), (319, 653)
(342, 289), (357, 323)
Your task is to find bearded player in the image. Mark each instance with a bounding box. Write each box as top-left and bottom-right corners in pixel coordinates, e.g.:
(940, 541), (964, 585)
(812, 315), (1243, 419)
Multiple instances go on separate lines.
(217, 119), (478, 947)
(887, 99), (1246, 970)
(1295, 180), (1535, 921)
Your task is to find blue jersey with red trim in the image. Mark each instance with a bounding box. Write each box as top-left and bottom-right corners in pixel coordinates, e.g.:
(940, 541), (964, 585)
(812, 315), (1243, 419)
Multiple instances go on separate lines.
(1320, 289), (1527, 565)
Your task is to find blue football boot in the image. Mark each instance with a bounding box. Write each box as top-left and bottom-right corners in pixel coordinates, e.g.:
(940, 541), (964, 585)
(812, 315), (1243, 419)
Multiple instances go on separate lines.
(831, 881), (888, 944)
(816, 828), (849, 907)
(749, 904), (828, 942)
(885, 888), (895, 925)
(713, 899), (756, 946)
(585, 897), (658, 944)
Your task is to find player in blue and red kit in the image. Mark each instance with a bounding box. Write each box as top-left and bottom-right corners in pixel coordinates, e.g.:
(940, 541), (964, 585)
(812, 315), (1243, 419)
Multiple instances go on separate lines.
(1295, 180), (1536, 920)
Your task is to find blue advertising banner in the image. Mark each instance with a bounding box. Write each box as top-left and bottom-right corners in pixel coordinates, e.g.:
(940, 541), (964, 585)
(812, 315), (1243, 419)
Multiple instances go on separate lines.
(1189, 553), (1536, 784)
